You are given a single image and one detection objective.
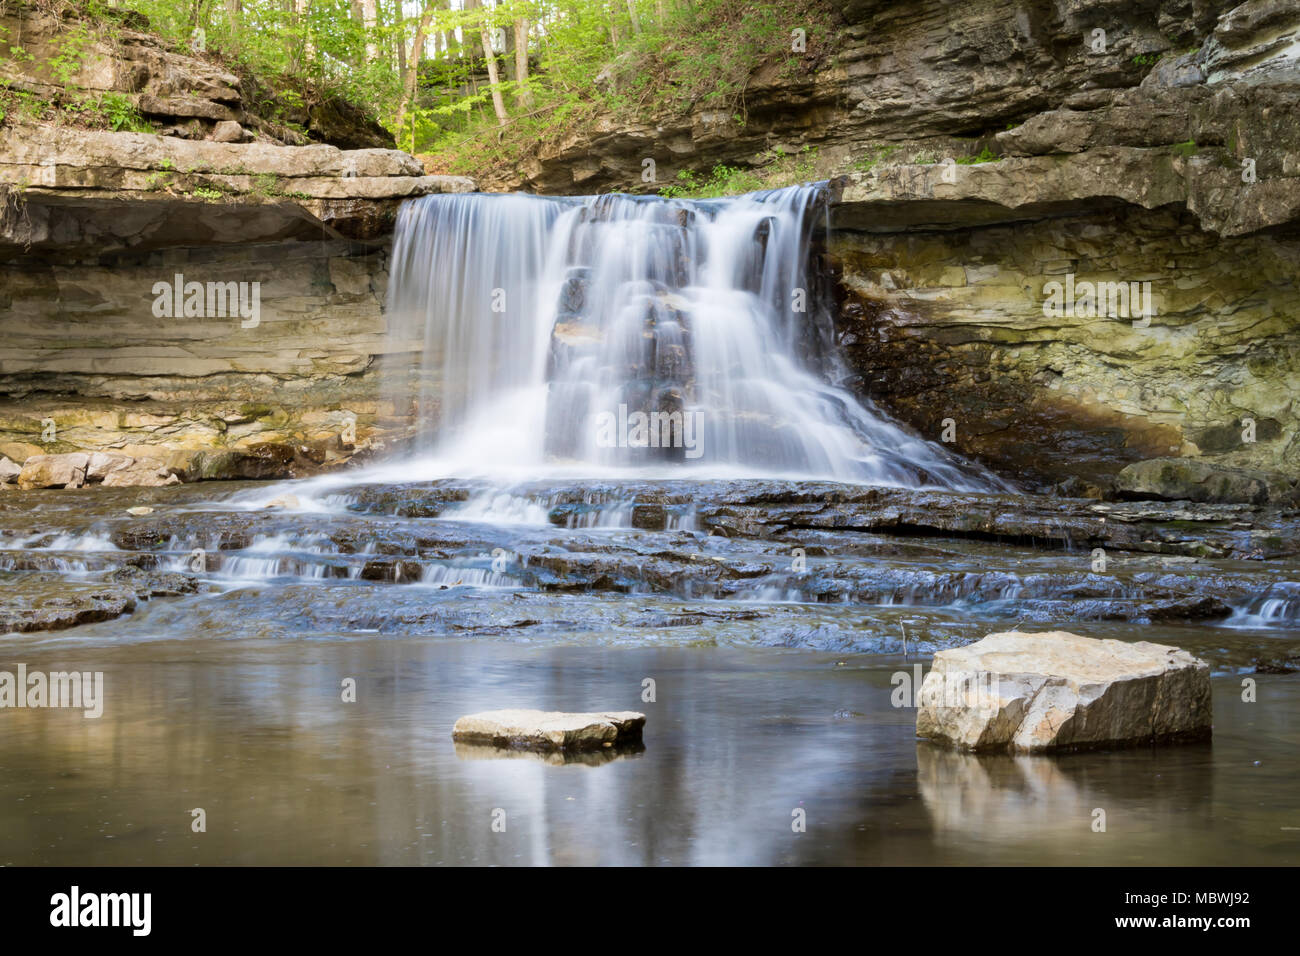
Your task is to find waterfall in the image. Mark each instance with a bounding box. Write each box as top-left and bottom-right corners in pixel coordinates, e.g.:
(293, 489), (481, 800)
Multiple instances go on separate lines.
(386, 184), (1001, 489)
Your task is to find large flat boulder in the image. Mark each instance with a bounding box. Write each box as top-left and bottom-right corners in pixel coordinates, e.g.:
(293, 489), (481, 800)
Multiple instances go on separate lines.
(17, 453), (89, 489)
(916, 631), (1211, 753)
(18, 451), (180, 489)
(452, 709), (646, 752)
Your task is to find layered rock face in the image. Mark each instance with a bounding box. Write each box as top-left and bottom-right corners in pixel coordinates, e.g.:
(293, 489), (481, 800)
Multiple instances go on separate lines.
(832, 204), (1300, 492)
(0, 8), (474, 481)
(0, 233), (416, 480)
(823, 1), (1300, 491)
(0, 4), (392, 147)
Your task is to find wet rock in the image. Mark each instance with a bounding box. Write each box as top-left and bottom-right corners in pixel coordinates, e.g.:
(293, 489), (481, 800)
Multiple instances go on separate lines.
(916, 630), (1212, 753)
(451, 709), (646, 751)
(0, 583), (136, 633)
(107, 566), (201, 598)
(264, 493), (301, 509)
(1116, 458), (1299, 505)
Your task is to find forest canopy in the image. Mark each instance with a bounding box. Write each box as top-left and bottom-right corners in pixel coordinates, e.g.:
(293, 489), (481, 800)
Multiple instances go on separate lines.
(106, 0), (839, 179)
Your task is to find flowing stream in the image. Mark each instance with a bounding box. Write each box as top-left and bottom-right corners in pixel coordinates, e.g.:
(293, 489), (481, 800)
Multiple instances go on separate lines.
(0, 187), (1297, 865)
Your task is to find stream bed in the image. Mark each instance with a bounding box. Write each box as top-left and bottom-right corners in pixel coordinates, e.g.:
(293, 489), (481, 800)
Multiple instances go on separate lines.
(1, 476), (1297, 865)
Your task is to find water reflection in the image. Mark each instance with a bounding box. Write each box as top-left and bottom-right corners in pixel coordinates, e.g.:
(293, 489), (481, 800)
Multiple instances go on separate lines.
(0, 638), (1294, 866)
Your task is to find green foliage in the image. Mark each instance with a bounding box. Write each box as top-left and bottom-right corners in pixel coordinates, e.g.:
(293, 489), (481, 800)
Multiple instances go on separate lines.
(98, 92), (152, 132)
(955, 146), (998, 165)
(8, 0), (843, 188)
(424, 0), (841, 182)
(658, 146), (819, 198)
(1171, 138), (1198, 157)
(852, 143), (902, 172)
(48, 20), (96, 87)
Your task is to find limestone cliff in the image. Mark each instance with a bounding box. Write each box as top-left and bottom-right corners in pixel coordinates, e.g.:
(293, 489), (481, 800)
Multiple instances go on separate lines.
(3, 0), (1299, 495)
(0, 5), (473, 481)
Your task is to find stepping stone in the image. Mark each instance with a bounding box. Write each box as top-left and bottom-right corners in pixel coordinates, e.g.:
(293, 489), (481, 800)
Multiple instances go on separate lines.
(452, 709), (646, 752)
(916, 630), (1211, 753)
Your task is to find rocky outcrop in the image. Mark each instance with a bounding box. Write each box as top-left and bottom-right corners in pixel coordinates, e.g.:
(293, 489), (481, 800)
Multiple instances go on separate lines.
(0, 232), (423, 478)
(819, 1), (1300, 492)
(0, 3), (392, 148)
(915, 630), (1212, 752)
(1116, 457), (1300, 505)
(0, 11), (473, 479)
(1, 125), (474, 254)
(451, 709), (647, 751)
(830, 203), (1300, 492)
(16, 452), (180, 489)
(0, 0), (483, 477)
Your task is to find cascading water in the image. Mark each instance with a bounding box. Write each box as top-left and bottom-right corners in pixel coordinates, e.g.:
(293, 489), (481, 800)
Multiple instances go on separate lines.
(385, 184), (1002, 489)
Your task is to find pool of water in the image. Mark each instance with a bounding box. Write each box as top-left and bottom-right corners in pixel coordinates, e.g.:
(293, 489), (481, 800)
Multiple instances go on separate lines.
(1, 634), (1296, 866)
(1, 477), (1297, 865)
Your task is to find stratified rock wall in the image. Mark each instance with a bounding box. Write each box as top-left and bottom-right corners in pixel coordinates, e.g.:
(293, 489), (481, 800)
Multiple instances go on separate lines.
(0, 7), (474, 478)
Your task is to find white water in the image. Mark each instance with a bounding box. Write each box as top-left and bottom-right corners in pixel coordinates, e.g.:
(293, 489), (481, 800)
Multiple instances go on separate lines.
(384, 186), (1005, 490)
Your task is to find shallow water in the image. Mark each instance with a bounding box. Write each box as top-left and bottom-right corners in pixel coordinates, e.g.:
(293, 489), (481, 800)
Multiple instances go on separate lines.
(1, 637), (1296, 866)
(1, 477), (1298, 865)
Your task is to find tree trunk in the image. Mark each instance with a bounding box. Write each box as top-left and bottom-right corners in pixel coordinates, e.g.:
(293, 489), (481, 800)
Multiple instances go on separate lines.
(478, 7), (509, 126)
(396, 6), (435, 148)
(394, 0), (405, 76)
(626, 0), (641, 34)
(362, 0), (378, 60)
(513, 19), (532, 107)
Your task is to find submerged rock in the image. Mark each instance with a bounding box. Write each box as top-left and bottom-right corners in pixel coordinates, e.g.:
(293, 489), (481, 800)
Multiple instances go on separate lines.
(915, 630), (1211, 753)
(451, 709), (646, 752)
